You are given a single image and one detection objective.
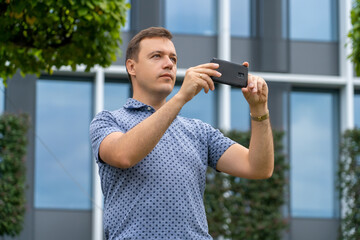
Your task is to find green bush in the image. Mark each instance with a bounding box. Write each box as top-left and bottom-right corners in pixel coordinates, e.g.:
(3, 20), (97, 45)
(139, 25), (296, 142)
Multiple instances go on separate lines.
(205, 130), (289, 240)
(338, 128), (360, 240)
(0, 114), (29, 237)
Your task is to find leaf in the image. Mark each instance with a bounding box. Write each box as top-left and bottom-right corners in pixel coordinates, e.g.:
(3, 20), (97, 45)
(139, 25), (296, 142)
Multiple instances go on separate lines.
(84, 14), (93, 21)
(77, 8), (88, 17)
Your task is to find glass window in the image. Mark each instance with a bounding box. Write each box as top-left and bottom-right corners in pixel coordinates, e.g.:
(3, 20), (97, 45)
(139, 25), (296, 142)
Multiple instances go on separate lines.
(104, 81), (130, 111)
(231, 0), (251, 37)
(290, 90), (339, 218)
(165, 0), (216, 36)
(122, 0), (131, 31)
(35, 79), (93, 209)
(355, 92), (360, 128)
(231, 88), (250, 131)
(167, 85), (215, 125)
(289, 0), (338, 41)
(0, 80), (5, 113)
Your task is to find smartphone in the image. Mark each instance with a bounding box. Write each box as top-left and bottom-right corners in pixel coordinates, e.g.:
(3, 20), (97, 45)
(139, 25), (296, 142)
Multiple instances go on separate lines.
(210, 58), (248, 88)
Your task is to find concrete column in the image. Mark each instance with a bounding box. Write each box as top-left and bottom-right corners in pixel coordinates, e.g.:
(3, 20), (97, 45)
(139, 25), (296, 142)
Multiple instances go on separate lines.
(92, 68), (104, 240)
(339, 0), (354, 132)
(218, 0), (231, 131)
(339, 0), (354, 230)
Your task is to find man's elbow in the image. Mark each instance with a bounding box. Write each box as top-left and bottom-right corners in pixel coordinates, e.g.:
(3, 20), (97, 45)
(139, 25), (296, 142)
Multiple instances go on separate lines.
(103, 152), (136, 169)
(263, 168), (274, 179)
(263, 162), (275, 179)
(254, 163), (274, 180)
(115, 158), (133, 169)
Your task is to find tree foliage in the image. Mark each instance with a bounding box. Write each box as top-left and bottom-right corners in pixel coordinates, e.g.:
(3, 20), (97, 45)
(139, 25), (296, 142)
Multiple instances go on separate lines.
(0, 114), (29, 237)
(338, 128), (360, 240)
(205, 130), (289, 240)
(0, 0), (130, 84)
(349, 0), (360, 75)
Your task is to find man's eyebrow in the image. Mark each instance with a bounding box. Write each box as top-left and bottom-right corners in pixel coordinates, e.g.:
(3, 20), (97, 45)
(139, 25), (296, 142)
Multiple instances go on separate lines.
(147, 50), (177, 58)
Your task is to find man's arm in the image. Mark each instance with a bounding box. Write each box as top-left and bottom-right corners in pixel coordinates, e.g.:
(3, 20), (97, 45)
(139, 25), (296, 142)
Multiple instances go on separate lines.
(99, 63), (220, 168)
(216, 68), (274, 179)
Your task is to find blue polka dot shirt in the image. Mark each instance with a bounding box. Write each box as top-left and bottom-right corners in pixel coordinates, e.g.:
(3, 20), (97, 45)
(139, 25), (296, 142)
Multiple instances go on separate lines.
(89, 98), (235, 240)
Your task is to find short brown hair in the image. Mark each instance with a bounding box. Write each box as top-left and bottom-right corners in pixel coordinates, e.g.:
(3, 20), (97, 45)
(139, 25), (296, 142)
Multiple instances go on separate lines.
(126, 27), (173, 62)
(125, 27), (173, 82)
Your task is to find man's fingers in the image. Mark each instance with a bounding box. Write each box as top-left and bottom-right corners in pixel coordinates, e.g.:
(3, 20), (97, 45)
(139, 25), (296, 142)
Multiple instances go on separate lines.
(196, 74), (210, 93)
(191, 67), (220, 92)
(198, 72), (215, 91)
(247, 75), (258, 93)
(194, 67), (221, 78)
(193, 62), (220, 70)
(257, 79), (264, 94)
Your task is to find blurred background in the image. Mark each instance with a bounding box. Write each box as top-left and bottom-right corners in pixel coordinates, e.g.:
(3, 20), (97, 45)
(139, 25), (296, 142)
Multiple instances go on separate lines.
(2, 0), (359, 239)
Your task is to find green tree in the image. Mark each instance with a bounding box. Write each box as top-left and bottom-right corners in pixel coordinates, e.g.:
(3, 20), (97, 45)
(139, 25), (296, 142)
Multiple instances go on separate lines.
(0, 0), (130, 84)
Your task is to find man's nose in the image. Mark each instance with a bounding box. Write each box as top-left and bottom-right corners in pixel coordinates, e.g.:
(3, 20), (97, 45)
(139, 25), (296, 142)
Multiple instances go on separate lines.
(163, 56), (174, 69)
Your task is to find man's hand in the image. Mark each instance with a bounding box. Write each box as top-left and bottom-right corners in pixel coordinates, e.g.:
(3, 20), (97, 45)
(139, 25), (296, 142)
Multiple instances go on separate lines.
(241, 62), (269, 116)
(175, 63), (220, 104)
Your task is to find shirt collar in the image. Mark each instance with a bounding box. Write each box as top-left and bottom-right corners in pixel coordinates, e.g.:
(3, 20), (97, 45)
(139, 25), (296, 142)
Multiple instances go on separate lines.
(123, 98), (155, 111)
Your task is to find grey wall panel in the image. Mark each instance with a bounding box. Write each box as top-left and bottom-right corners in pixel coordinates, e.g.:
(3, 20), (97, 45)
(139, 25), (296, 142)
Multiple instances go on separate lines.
(267, 82), (290, 131)
(257, 0), (289, 73)
(34, 210), (92, 240)
(171, 35), (217, 69)
(260, 39), (289, 73)
(232, 38), (289, 73)
(114, 32), (132, 66)
(5, 73), (37, 240)
(290, 41), (339, 75)
(131, 0), (163, 32)
(290, 218), (340, 240)
(232, 38), (261, 70)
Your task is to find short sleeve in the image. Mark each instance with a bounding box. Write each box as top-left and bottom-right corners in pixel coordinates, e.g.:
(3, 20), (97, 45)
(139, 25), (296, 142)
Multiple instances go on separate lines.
(206, 124), (236, 170)
(89, 110), (124, 163)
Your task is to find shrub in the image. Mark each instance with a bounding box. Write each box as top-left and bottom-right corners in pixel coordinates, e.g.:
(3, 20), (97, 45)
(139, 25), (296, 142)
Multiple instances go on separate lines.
(205, 130), (289, 240)
(338, 128), (360, 240)
(0, 114), (29, 237)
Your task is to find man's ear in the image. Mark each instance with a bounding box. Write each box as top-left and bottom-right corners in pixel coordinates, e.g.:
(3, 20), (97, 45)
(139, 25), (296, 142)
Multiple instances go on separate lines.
(126, 59), (136, 77)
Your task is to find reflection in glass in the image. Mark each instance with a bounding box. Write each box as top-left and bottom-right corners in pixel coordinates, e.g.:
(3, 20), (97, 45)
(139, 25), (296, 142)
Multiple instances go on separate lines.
(231, 88), (250, 131)
(289, 0), (337, 41)
(290, 91), (338, 218)
(165, 0), (216, 36)
(122, 0), (131, 31)
(35, 80), (92, 209)
(355, 93), (360, 128)
(231, 0), (251, 37)
(0, 80), (4, 114)
(104, 82), (130, 111)
(168, 85), (215, 126)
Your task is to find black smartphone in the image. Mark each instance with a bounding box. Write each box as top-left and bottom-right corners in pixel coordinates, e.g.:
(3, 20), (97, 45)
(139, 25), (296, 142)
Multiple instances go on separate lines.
(210, 58), (248, 88)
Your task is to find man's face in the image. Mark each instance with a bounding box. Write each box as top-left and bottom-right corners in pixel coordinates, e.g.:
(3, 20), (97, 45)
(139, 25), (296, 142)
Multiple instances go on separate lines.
(129, 37), (177, 98)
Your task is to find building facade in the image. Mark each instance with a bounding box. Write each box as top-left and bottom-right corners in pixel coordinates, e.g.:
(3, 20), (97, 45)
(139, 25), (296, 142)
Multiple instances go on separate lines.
(3, 0), (360, 239)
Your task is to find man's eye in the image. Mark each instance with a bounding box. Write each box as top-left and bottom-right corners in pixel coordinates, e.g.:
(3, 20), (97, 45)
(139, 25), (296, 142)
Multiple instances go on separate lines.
(152, 54), (160, 58)
(171, 58), (177, 63)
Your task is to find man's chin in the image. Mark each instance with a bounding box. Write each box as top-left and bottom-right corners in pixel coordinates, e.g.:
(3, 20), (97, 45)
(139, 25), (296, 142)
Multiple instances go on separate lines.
(157, 85), (174, 97)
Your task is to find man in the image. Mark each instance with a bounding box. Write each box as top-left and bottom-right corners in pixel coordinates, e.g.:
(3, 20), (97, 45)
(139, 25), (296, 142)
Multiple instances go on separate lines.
(90, 27), (274, 240)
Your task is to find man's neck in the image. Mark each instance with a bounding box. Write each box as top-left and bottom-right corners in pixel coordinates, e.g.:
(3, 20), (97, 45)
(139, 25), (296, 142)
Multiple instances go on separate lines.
(132, 93), (168, 110)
